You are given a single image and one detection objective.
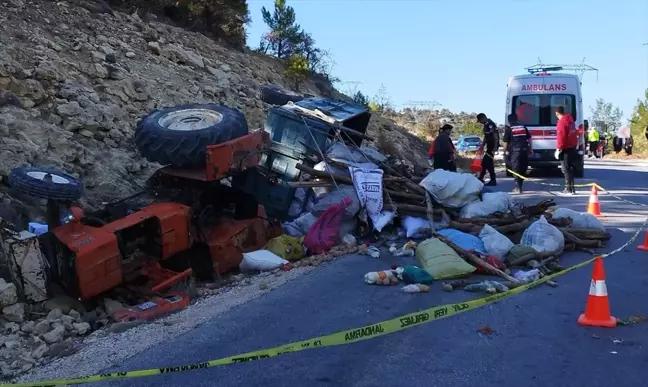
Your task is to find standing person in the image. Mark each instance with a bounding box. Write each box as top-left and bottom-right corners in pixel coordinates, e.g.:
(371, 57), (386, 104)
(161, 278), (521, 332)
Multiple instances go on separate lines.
(583, 120), (590, 155)
(502, 113), (532, 194)
(613, 134), (623, 153)
(426, 134), (435, 167)
(555, 106), (578, 194)
(431, 124), (457, 171)
(476, 113), (497, 186)
(625, 135), (634, 155)
(588, 127), (600, 158)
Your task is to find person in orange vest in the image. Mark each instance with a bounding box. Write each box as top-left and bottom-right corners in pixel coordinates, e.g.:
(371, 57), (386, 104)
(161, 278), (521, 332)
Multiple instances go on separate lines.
(427, 124), (456, 171)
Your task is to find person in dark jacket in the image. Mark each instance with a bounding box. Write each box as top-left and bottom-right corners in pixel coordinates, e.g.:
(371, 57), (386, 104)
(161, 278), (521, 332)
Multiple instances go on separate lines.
(431, 124), (457, 171)
(625, 135), (634, 155)
(476, 113), (498, 186)
(503, 113), (532, 194)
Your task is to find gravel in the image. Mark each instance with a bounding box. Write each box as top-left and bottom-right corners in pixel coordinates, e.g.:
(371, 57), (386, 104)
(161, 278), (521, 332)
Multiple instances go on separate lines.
(13, 267), (314, 384)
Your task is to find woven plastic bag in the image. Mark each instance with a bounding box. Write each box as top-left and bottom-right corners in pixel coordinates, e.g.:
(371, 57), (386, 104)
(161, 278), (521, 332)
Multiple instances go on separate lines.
(304, 196), (352, 254)
(520, 216), (564, 254)
(479, 224), (514, 258)
(416, 237), (476, 279)
(553, 208), (604, 230)
(436, 228), (486, 255)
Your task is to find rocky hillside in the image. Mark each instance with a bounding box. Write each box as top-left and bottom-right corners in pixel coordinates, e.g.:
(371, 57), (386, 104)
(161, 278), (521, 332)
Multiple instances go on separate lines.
(0, 0), (429, 217)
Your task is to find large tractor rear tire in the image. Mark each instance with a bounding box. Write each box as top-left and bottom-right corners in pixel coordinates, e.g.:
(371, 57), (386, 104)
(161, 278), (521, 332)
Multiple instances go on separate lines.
(134, 104), (248, 167)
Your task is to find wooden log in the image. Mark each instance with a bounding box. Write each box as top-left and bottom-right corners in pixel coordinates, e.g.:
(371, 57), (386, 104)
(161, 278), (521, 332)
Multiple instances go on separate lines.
(507, 251), (553, 267)
(562, 229), (611, 240)
(296, 163), (354, 184)
(561, 229), (602, 248)
(446, 221), (480, 235)
(287, 181), (336, 188)
(296, 163), (426, 201)
(433, 233), (519, 283)
(444, 279), (522, 290)
(378, 162), (428, 195)
(384, 203), (443, 215)
(425, 192), (436, 234)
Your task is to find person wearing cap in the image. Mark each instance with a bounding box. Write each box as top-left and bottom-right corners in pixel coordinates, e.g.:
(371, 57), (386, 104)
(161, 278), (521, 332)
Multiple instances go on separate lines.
(476, 113), (498, 186)
(431, 124), (457, 171)
(502, 113), (532, 194)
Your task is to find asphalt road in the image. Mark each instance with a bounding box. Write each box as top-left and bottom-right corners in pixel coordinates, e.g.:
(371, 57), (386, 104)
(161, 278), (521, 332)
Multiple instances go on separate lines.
(99, 159), (648, 387)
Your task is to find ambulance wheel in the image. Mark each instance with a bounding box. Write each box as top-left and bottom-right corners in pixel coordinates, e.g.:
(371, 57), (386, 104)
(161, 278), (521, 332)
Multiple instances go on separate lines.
(8, 166), (84, 201)
(259, 84), (304, 105)
(134, 104), (248, 168)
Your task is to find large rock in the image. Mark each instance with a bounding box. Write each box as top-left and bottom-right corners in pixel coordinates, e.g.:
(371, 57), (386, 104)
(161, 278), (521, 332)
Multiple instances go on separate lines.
(42, 325), (65, 344)
(0, 279), (18, 307)
(2, 302), (25, 322)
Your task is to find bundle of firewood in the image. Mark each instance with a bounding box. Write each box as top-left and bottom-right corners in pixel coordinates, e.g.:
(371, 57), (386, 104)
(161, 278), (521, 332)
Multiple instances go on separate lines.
(290, 162), (457, 219)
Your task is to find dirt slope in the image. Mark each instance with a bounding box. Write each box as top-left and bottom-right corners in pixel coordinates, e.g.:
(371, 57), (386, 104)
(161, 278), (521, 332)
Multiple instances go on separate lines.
(0, 0), (428, 215)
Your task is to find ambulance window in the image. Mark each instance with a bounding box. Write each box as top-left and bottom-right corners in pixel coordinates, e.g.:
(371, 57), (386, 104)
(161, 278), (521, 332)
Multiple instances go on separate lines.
(550, 95), (576, 125)
(512, 95), (541, 126)
(512, 94), (576, 126)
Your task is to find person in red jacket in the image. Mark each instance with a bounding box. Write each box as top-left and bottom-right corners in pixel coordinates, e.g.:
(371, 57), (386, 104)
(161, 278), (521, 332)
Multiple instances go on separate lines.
(555, 105), (578, 194)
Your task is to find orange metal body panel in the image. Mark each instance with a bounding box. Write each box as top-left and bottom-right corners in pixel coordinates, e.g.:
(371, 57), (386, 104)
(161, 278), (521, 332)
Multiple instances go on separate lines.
(205, 205), (281, 274)
(157, 131), (269, 181)
(52, 222), (122, 300)
(112, 293), (191, 322)
(206, 130), (268, 180)
(54, 202), (192, 299)
(105, 202), (192, 260)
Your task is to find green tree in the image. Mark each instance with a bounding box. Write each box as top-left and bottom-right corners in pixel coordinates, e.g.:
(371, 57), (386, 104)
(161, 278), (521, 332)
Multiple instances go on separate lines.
(259, 0), (302, 59)
(284, 54), (309, 90)
(461, 121), (483, 136)
(589, 98), (623, 133)
(371, 84), (392, 112)
(352, 90), (369, 107)
(629, 89), (648, 154)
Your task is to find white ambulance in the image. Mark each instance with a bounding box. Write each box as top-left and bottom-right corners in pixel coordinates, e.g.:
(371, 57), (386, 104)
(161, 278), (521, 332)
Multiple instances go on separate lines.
(504, 67), (585, 177)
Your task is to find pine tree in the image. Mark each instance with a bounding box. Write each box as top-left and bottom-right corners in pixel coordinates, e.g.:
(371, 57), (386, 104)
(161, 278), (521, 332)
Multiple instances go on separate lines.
(259, 0), (302, 59)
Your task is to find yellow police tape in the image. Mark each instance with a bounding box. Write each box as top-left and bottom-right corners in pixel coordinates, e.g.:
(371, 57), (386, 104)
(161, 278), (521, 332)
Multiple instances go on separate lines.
(4, 180), (648, 387)
(505, 167), (648, 208)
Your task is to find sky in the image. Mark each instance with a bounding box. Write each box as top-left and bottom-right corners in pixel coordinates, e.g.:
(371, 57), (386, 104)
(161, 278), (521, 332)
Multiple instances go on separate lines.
(245, 0), (648, 125)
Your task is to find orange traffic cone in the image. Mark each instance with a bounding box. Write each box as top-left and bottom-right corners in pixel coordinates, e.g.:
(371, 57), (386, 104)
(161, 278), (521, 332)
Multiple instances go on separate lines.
(587, 185), (602, 216)
(636, 230), (648, 251)
(577, 257), (616, 328)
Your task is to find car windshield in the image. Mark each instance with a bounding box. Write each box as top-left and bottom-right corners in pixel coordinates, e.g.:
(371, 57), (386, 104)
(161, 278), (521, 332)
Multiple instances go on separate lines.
(464, 137), (480, 143)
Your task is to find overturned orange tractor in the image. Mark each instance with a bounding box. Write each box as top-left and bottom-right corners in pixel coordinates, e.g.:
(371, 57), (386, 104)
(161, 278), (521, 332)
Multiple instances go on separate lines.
(8, 104), (281, 300)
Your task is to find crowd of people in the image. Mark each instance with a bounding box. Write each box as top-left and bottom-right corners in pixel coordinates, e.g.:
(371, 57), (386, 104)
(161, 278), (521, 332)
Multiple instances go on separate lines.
(427, 106), (583, 195)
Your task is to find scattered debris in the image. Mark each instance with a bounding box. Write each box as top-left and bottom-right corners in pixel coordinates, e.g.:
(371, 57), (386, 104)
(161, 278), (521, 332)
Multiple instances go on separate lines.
(477, 326), (495, 336)
(618, 314), (647, 326)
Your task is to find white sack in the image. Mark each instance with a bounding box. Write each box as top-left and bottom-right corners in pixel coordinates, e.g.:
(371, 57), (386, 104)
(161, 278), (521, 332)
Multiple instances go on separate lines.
(419, 169), (483, 208)
(479, 224), (514, 258)
(520, 216), (565, 254)
(240, 250), (288, 271)
(553, 208), (605, 230)
(460, 192), (513, 219)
